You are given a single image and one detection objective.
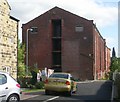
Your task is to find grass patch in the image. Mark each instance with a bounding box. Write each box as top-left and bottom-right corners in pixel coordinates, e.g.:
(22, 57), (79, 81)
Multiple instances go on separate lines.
(22, 89), (44, 93)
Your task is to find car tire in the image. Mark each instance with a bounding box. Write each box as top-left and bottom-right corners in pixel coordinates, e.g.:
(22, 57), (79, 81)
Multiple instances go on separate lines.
(45, 90), (50, 95)
(7, 94), (19, 102)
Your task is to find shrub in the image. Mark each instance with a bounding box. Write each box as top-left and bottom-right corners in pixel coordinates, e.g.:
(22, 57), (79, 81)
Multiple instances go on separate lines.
(18, 76), (32, 88)
(30, 71), (37, 85)
(109, 72), (113, 80)
(35, 81), (44, 89)
(27, 84), (36, 89)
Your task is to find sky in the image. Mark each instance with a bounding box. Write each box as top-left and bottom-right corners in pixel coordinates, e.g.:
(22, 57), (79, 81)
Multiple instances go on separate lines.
(8, 0), (119, 56)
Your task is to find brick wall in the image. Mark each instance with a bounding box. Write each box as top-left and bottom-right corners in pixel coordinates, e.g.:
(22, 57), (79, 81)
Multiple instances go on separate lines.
(22, 7), (110, 80)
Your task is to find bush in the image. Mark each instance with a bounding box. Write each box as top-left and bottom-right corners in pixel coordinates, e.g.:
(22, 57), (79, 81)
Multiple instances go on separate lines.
(35, 81), (44, 89)
(18, 76), (32, 88)
(109, 72), (113, 80)
(27, 84), (36, 89)
(30, 71), (37, 85)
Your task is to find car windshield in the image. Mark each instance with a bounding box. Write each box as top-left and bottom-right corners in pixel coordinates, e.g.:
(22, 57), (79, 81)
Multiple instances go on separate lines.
(49, 73), (69, 79)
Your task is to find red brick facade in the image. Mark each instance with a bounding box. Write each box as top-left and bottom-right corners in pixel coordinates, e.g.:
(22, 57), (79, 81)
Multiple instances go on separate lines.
(106, 47), (111, 73)
(22, 7), (110, 80)
(93, 27), (106, 79)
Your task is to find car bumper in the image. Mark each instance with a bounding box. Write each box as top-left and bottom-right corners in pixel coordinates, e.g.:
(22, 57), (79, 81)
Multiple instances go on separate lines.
(45, 84), (71, 92)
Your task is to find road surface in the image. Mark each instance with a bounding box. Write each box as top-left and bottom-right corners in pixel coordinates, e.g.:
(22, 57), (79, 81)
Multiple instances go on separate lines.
(21, 80), (112, 102)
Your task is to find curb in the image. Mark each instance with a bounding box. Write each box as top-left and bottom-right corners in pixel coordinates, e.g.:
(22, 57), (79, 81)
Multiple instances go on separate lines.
(21, 90), (45, 100)
(21, 94), (39, 100)
(111, 81), (114, 102)
(111, 81), (118, 102)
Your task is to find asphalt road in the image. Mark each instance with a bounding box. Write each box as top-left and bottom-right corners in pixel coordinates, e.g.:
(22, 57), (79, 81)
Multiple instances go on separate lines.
(21, 80), (112, 102)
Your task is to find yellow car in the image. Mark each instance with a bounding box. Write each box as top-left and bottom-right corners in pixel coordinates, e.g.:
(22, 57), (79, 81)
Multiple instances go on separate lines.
(44, 72), (77, 96)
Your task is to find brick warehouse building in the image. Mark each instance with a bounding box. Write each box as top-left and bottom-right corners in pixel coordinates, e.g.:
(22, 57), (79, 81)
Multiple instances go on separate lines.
(22, 7), (111, 80)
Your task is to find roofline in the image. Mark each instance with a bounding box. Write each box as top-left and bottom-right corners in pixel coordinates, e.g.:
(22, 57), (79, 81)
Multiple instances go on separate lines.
(53, 6), (93, 22)
(10, 16), (19, 22)
(93, 24), (105, 42)
(23, 6), (93, 25)
(106, 46), (111, 50)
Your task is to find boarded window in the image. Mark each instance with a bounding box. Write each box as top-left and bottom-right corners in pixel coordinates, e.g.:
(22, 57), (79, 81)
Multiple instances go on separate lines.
(75, 26), (83, 32)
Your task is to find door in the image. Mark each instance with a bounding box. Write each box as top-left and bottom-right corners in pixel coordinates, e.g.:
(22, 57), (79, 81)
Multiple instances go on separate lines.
(0, 74), (7, 101)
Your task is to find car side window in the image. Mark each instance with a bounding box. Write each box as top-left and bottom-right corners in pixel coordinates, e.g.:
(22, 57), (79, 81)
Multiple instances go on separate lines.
(0, 74), (7, 85)
(70, 75), (75, 81)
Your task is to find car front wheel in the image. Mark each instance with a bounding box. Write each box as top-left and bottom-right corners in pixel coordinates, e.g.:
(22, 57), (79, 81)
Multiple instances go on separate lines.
(7, 94), (19, 102)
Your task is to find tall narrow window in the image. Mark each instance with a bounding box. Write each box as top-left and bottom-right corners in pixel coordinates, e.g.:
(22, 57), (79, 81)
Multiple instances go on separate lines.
(53, 39), (61, 51)
(52, 52), (61, 66)
(52, 19), (62, 70)
(52, 20), (61, 37)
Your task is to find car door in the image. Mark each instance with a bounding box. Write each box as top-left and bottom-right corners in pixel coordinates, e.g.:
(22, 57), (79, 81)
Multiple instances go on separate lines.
(0, 74), (7, 101)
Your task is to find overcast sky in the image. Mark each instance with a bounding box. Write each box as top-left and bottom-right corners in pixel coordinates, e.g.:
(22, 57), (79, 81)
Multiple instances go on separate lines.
(8, 0), (119, 56)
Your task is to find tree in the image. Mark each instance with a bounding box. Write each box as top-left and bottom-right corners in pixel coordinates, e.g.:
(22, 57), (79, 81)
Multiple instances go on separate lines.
(110, 57), (118, 72)
(112, 47), (116, 58)
(110, 47), (117, 72)
(18, 40), (26, 78)
(117, 58), (120, 72)
(110, 47), (119, 79)
(18, 40), (39, 87)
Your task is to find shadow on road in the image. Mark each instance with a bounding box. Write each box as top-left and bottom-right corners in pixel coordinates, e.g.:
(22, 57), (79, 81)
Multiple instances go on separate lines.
(70, 80), (112, 101)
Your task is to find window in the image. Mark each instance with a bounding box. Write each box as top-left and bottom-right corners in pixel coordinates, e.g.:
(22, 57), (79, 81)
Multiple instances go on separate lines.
(75, 26), (83, 32)
(0, 74), (7, 85)
(53, 39), (61, 51)
(52, 20), (61, 37)
(31, 27), (38, 34)
(52, 19), (62, 69)
(49, 74), (68, 79)
(52, 52), (61, 65)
